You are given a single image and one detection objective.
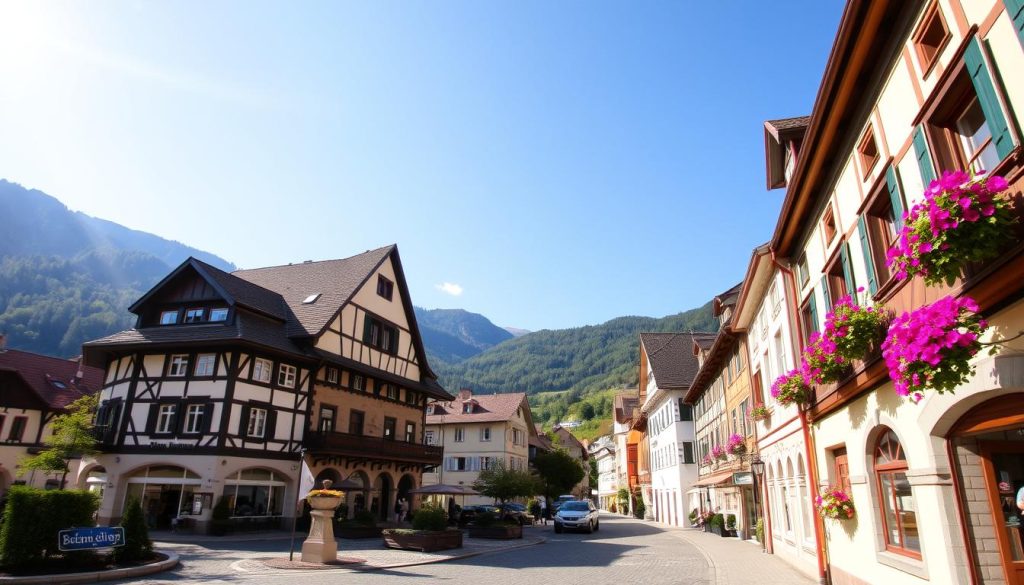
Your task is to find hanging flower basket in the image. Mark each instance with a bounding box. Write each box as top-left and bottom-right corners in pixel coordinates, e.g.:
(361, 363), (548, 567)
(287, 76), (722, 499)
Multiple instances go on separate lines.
(887, 171), (1013, 286)
(771, 369), (812, 407)
(711, 444), (728, 462)
(826, 293), (890, 362)
(816, 486), (855, 520)
(702, 453), (714, 467)
(881, 295), (987, 403)
(726, 434), (746, 456)
(749, 405), (770, 421)
(801, 332), (850, 384)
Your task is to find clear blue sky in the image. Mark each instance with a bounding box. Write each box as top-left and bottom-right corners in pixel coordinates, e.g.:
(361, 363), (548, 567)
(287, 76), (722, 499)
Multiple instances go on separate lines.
(0, 0), (843, 332)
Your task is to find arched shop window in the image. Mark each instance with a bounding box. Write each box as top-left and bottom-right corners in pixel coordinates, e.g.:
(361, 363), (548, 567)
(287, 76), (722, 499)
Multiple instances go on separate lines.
(874, 428), (921, 558)
(223, 469), (287, 517)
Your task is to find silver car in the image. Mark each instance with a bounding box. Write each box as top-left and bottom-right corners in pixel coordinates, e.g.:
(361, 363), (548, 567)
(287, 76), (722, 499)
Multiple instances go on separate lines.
(553, 500), (599, 533)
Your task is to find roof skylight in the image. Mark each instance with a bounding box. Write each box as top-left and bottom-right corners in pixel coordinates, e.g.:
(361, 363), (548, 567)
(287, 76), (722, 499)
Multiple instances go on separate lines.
(302, 293), (322, 304)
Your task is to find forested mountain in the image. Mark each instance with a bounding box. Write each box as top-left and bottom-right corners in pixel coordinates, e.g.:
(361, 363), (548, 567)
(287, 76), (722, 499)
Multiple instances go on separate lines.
(414, 307), (514, 364)
(433, 303), (717, 429)
(0, 180), (235, 357)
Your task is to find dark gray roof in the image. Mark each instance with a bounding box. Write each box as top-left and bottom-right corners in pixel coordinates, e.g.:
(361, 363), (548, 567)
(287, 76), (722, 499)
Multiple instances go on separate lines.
(83, 309), (309, 366)
(764, 116), (811, 137)
(232, 246), (393, 338)
(191, 258), (290, 321)
(640, 332), (716, 390)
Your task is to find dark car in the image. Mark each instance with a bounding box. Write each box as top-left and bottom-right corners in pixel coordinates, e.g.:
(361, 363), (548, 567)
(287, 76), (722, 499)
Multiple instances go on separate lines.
(499, 503), (534, 526)
(458, 505), (500, 526)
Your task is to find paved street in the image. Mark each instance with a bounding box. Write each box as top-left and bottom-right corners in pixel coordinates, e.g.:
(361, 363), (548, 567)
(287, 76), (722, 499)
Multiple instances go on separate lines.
(105, 515), (815, 585)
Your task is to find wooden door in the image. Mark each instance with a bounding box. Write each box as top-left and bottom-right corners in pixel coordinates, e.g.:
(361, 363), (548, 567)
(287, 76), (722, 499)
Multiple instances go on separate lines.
(981, 442), (1024, 585)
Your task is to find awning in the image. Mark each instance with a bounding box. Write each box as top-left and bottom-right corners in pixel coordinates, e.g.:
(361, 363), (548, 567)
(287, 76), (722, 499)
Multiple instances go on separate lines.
(692, 470), (734, 487)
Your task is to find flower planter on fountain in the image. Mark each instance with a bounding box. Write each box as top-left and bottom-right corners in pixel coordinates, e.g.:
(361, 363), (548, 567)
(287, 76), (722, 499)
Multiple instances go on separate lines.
(301, 481), (344, 563)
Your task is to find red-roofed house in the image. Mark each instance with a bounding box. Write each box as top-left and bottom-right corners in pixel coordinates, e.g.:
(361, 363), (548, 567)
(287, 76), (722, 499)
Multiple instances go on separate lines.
(0, 341), (103, 492)
(424, 388), (537, 506)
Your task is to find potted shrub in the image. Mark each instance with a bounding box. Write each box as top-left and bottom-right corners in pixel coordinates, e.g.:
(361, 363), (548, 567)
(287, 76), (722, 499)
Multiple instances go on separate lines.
(688, 509), (699, 527)
(383, 503), (463, 552)
(336, 509), (381, 539)
(724, 514), (737, 537)
(210, 496), (232, 536)
(467, 510), (522, 539)
(815, 486), (856, 520)
(709, 513), (725, 536)
(701, 511), (714, 532)
(771, 369), (812, 407)
(887, 171), (1013, 286)
(881, 295), (987, 403)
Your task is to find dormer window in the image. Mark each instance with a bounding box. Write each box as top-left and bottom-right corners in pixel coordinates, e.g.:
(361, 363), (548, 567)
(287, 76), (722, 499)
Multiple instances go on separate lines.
(376, 276), (394, 301)
(184, 308), (205, 323)
(160, 310), (178, 325)
(209, 308), (229, 322)
(463, 402), (473, 414)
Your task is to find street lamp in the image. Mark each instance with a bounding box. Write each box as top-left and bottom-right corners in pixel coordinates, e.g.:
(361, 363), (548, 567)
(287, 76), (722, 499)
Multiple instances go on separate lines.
(750, 454), (765, 551)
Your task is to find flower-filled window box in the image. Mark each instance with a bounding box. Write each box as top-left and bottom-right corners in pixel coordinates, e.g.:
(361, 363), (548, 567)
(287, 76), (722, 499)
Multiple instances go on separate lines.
(887, 171), (1012, 286)
(711, 445), (728, 462)
(816, 486), (855, 520)
(881, 295), (986, 402)
(801, 332), (849, 384)
(825, 293), (890, 362)
(771, 369), (812, 407)
(726, 433), (746, 456)
(749, 405), (770, 421)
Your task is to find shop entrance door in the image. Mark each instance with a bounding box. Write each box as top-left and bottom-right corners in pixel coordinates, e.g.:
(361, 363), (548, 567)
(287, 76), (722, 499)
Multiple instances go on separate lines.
(983, 443), (1024, 585)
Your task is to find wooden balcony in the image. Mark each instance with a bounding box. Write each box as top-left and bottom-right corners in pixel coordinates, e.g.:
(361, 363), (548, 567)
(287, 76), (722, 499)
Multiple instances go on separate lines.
(305, 431), (443, 466)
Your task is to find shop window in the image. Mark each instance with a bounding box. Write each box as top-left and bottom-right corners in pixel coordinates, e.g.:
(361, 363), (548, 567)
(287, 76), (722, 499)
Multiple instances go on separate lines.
(874, 429), (921, 558)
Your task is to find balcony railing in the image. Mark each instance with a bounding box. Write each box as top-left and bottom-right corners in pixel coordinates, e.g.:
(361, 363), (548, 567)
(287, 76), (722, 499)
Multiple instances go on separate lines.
(304, 431), (443, 465)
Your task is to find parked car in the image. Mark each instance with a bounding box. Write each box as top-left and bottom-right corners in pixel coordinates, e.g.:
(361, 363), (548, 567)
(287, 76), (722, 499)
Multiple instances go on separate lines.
(554, 500), (599, 534)
(458, 505), (500, 526)
(552, 494), (575, 513)
(499, 503), (534, 525)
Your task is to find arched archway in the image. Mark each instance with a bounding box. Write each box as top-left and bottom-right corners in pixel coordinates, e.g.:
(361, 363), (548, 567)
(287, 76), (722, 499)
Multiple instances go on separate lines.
(314, 468), (341, 490)
(373, 473), (393, 522)
(397, 474), (416, 518)
(344, 471), (370, 519)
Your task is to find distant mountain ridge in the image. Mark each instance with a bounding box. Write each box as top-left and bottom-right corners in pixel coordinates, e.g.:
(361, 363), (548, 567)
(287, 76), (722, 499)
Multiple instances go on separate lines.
(414, 307), (514, 364)
(0, 179), (235, 356)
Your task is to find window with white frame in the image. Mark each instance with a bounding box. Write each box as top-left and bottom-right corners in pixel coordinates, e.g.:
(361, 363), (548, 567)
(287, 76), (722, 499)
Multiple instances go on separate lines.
(480, 427), (491, 441)
(454, 427), (465, 442)
(247, 408), (267, 438)
(156, 404), (176, 434)
(277, 364), (296, 388)
(326, 367), (339, 384)
(252, 358), (273, 383)
(184, 404), (205, 433)
(194, 353), (216, 376)
(168, 355), (189, 377)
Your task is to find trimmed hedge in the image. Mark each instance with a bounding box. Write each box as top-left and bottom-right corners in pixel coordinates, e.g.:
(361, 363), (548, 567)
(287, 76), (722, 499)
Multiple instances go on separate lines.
(0, 486), (99, 568)
(411, 503), (447, 531)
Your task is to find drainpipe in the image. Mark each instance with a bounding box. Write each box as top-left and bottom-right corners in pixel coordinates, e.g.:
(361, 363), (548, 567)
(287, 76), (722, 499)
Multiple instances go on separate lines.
(772, 251), (829, 585)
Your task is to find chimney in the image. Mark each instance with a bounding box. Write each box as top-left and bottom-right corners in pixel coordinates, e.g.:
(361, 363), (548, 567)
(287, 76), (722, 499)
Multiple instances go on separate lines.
(74, 356), (84, 383)
(458, 388), (473, 401)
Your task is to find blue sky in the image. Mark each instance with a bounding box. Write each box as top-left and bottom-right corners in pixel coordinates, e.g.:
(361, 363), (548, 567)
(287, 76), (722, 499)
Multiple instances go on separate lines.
(0, 1), (843, 331)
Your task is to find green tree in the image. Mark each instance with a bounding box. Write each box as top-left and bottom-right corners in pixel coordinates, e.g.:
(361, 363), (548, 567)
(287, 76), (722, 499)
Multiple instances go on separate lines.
(588, 458), (598, 492)
(472, 461), (539, 506)
(18, 394), (99, 487)
(580, 403), (595, 420)
(533, 449), (585, 500)
(113, 497), (153, 563)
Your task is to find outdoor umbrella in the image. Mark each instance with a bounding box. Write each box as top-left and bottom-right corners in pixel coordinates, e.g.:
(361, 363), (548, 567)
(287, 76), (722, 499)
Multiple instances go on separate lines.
(408, 484), (479, 510)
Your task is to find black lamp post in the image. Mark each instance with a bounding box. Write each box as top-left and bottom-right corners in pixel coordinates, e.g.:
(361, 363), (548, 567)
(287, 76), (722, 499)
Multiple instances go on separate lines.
(750, 454), (765, 550)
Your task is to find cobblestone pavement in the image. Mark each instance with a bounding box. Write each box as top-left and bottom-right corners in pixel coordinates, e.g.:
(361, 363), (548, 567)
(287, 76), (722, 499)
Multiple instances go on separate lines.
(109, 515), (814, 585)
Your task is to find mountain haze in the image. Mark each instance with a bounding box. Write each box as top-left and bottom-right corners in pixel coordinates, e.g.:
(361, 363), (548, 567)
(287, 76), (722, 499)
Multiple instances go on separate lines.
(414, 307), (514, 364)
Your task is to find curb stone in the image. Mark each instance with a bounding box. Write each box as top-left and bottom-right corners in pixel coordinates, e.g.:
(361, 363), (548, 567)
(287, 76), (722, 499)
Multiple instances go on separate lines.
(0, 550), (179, 585)
(360, 536), (546, 571)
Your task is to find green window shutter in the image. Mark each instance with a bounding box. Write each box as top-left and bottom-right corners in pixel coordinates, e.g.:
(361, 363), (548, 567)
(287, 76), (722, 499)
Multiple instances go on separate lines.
(840, 242), (857, 298)
(858, 216), (878, 295)
(362, 315), (373, 344)
(885, 165), (906, 231)
(912, 125), (936, 186)
(820, 275), (832, 312)
(808, 291), (819, 333)
(964, 37), (1015, 161)
(1005, 0), (1024, 47)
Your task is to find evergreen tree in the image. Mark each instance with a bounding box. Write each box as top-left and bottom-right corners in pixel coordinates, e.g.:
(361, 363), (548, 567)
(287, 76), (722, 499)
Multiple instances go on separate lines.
(113, 497), (152, 563)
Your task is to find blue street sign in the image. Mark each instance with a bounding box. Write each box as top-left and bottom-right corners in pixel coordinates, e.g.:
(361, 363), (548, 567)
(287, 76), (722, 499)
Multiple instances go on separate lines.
(58, 527), (125, 551)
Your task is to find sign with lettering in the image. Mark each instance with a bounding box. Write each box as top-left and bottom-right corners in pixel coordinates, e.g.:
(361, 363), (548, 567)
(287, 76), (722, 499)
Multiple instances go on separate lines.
(58, 527), (125, 551)
(732, 472), (753, 486)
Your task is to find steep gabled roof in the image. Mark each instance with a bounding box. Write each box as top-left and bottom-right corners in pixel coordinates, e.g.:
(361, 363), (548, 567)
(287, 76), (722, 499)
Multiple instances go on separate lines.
(232, 246), (393, 338)
(613, 392), (639, 424)
(0, 349), (103, 409)
(640, 332), (716, 390)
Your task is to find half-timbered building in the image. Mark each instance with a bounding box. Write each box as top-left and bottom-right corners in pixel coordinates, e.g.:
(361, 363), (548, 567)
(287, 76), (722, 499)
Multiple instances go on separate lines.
(81, 245), (449, 532)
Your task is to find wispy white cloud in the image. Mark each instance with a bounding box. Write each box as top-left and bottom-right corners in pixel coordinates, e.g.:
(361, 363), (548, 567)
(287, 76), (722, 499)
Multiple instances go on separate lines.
(435, 282), (464, 297)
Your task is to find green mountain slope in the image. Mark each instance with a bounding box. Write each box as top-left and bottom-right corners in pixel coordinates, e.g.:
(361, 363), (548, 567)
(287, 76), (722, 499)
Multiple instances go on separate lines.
(434, 303), (718, 416)
(414, 307), (514, 363)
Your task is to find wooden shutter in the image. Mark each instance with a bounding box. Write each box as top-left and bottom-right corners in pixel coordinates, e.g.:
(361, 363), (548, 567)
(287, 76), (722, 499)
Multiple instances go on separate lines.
(820, 276), (832, 311)
(144, 404), (159, 434)
(174, 401), (187, 436)
(1007, 0), (1024, 45)
(912, 125), (936, 185)
(858, 216), (878, 295)
(238, 404), (251, 436)
(204, 402), (216, 433)
(840, 242), (857, 297)
(885, 165), (905, 231)
(362, 314), (373, 344)
(964, 37), (1015, 160)
(808, 291), (819, 333)
(266, 409), (278, 441)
